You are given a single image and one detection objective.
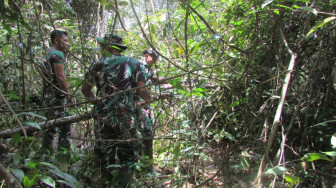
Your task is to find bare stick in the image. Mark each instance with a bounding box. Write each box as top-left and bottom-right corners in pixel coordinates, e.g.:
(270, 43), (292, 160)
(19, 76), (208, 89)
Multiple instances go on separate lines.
(255, 28), (297, 184)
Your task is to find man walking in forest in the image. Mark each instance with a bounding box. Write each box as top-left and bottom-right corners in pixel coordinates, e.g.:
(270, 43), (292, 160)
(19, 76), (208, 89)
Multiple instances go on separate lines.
(41, 30), (72, 170)
(137, 48), (161, 175)
(81, 33), (152, 186)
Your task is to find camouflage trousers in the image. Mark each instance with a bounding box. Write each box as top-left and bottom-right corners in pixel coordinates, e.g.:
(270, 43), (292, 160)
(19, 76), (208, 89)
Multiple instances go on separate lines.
(94, 108), (141, 178)
(42, 95), (71, 152)
(137, 107), (155, 172)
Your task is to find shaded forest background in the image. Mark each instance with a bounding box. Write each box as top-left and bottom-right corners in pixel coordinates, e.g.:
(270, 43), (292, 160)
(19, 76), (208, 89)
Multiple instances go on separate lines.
(0, 0), (336, 187)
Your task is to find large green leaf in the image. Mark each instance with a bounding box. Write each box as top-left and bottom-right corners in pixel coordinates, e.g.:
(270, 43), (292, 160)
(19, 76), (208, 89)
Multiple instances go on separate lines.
(41, 176), (56, 187)
(306, 17), (336, 37)
(23, 121), (41, 130)
(39, 162), (83, 188)
(301, 153), (332, 162)
(27, 161), (39, 170)
(275, 4), (294, 11)
(168, 79), (186, 91)
(261, 0), (274, 9)
(107, 164), (122, 168)
(285, 175), (300, 188)
(190, 42), (205, 53)
(23, 173), (39, 188)
(264, 166), (288, 176)
(10, 169), (24, 183)
(299, 7), (318, 15)
(322, 151), (336, 158)
(39, 162), (59, 170)
(17, 112), (46, 120)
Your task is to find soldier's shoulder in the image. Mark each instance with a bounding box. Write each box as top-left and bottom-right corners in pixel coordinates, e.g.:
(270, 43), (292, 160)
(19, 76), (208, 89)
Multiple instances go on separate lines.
(49, 49), (65, 60)
(111, 55), (139, 65)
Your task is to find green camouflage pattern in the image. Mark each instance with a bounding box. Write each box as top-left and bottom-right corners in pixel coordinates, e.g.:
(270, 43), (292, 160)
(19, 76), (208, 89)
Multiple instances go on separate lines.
(41, 47), (71, 152)
(86, 54), (146, 173)
(42, 47), (67, 98)
(136, 63), (155, 172)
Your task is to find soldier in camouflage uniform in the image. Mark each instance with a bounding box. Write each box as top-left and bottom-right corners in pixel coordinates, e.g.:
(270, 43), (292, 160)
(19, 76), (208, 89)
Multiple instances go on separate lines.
(81, 33), (152, 186)
(41, 30), (71, 162)
(136, 48), (160, 174)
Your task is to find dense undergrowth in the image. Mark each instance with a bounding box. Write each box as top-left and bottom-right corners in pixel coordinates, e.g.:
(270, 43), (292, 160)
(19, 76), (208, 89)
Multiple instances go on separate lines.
(0, 0), (335, 187)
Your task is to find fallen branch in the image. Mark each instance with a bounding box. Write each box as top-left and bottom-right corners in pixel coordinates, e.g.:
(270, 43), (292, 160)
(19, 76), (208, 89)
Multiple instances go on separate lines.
(0, 113), (92, 139)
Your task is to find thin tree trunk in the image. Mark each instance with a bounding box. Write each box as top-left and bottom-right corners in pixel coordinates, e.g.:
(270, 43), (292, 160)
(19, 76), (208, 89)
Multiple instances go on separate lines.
(17, 18), (26, 109)
(256, 29), (297, 184)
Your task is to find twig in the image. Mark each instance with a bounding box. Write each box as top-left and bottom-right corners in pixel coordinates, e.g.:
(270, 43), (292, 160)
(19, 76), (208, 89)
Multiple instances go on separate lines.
(203, 111), (218, 133)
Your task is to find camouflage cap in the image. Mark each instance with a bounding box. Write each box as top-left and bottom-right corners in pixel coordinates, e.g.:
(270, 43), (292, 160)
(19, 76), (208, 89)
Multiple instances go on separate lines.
(143, 48), (159, 59)
(97, 33), (127, 51)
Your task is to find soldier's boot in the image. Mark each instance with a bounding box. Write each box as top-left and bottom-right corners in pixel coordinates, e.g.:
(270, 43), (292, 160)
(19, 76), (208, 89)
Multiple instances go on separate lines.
(117, 169), (134, 187)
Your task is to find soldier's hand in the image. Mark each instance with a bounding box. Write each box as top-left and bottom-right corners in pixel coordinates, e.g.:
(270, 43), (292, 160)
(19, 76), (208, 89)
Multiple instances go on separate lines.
(136, 101), (147, 108)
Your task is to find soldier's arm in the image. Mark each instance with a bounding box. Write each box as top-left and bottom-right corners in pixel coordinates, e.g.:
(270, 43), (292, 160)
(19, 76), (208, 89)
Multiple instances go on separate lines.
(81, 73), (95, 101)
(53, 63), (71, 103)
(136, 81), (152, 103)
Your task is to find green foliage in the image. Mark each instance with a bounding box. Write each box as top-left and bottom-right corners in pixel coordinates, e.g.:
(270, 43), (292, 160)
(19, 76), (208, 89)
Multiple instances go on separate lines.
(301, 153), (332, 162)
(285, 175), (300, 188)
(306, 16), (336, 37)
(264, 166), (288, 176)
(10, 169), (25, 183)
(17, 112), (47, 120)
(0, 0), (335, 187)
(22, 122), (41, 130)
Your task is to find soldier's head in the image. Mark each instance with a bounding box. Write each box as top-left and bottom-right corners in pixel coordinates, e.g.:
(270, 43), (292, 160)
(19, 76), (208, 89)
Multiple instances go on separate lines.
(50, 30), (68, 52)
(143, 48), (159, 66)
(97, 33), (127, 55)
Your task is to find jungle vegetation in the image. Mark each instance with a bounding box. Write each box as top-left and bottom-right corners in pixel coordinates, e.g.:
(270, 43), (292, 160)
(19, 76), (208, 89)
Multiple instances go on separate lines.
(0, 0), (335, 187)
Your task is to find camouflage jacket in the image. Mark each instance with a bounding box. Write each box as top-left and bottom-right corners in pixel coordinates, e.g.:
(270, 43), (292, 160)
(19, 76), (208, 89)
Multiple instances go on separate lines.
(87, 54), (146, 114)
